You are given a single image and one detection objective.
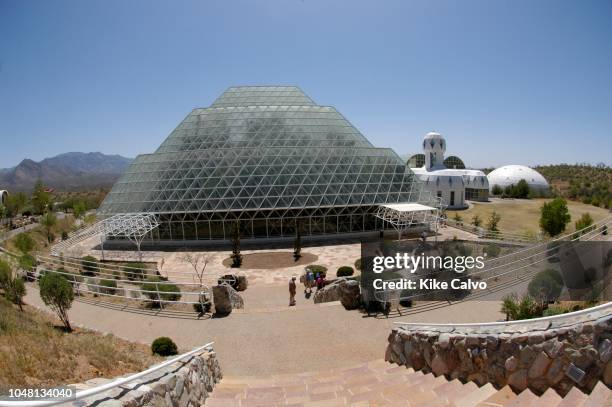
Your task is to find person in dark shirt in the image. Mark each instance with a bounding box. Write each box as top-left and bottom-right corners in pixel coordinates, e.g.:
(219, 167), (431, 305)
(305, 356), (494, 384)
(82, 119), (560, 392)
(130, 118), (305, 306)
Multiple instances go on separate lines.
(289, 276), (297, 306)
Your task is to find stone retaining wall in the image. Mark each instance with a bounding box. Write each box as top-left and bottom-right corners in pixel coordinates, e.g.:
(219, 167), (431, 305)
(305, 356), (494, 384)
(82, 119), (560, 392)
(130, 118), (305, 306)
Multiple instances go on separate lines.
(386, 306), (612, 396)
(69, 346), (222, 406)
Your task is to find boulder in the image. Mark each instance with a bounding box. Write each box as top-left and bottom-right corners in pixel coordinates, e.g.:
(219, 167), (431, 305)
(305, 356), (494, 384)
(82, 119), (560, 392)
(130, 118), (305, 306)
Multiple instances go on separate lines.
(313, 278), (361, 309)
(219, 274), (248, 291)
(235, 275), (248, 291)
(313, 279), (343, 304)
(339, 279), (361, 310)
(212, 284), (244, 315)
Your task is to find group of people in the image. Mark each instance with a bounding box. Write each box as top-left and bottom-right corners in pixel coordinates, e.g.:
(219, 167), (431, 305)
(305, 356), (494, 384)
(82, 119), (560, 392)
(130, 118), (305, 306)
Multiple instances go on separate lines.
(288, 270), (327, 306)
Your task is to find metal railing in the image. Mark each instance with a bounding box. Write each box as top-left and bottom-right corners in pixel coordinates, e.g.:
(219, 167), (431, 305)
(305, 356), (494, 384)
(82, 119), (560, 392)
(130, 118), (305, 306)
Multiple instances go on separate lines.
(393, 302), (612, 329)
(370, 216), (612, 303)
(0, 342), (215, 407)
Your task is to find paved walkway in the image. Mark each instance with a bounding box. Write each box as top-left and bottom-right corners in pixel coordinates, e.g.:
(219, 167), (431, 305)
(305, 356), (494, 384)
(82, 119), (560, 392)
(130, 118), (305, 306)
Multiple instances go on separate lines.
(24, 284), (504, 377)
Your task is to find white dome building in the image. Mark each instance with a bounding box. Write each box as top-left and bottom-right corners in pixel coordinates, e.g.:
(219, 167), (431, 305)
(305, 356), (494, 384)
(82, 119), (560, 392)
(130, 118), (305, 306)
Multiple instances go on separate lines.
(410, 132), (489, 209)
(487, 165), (549, 193)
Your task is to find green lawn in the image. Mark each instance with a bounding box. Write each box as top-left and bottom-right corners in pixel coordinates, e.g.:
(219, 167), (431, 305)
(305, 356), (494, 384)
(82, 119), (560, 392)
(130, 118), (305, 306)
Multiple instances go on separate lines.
(447, 198), (609, 236)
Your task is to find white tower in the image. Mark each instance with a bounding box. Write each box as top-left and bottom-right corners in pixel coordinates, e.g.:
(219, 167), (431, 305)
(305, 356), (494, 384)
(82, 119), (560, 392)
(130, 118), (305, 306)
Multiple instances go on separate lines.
(423, 132), (446, 170)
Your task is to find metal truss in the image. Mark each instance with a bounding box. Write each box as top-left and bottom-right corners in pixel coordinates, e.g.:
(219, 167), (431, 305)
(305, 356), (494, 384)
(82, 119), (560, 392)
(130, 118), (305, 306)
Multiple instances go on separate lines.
(374, 203), (439, 240)
(97, 213), (159, 260)
(98, 86), (440, 240)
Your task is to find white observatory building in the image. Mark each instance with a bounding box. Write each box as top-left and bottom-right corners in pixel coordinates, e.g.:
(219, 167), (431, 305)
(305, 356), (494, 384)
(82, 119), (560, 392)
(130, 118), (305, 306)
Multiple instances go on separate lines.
(409, 132), (489, 209)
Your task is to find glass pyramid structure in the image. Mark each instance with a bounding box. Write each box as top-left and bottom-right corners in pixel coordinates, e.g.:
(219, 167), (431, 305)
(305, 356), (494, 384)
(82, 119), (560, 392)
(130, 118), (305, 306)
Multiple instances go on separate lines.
(99, 86), (437, 240)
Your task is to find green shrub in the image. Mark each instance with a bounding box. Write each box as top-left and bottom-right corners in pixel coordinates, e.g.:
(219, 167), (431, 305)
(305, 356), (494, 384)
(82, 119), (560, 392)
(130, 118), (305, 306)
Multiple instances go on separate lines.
(501, 293), (543, 320)
(81, 256), (98, 276)
(141, 277), (181, 303)
(61, 231), (69, 241)
(305, 265), (327, 277)
(193, 302), (211, 315)
(124, 262), (146, 281)
(336, 266), (354, 277)
(574, 213), (595, 238)
(516, 295), (541, 320)
(14, 233), (35, 254)
(57, 267), (83, 284)
(18, 254), (36, 271)
(99, 279), (118, 295)
(528, 269), (563, 303)
(151, 337), (178, 356)
(485, 244), (501, 258)
(543, 306), (564, 317)
(0, 259), (11, 289)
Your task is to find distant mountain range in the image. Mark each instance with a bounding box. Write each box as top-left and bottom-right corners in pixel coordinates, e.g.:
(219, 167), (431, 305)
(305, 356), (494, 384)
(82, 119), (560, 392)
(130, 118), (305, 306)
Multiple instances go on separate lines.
(0, 152), (132, 192)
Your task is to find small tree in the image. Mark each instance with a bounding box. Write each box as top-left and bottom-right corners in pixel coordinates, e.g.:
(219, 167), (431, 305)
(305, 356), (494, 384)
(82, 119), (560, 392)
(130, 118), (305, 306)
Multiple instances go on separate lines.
(453, 213), (463, 224)
(5, 192), (28, 217)
(230, 222), (242, 268)
(294, 222), (302, 261)
(501, 294), (518, 321)
(487, 211), (501, 232)
(31, 180), (51, 215)
(73, 201), (87, 219)
(515, 179), (530, 199)
(0, 259), (27, 311)
(178, 253), (209, 287)
(471, 214), (482, 228)
(40, 211), (57, 243)
(39, 272), (74, 331)
(14, 232), (35, 255)
(0, 259), (12, 289)
(6, 278), (26, 311)
(540, 198), (571, 237)
(491, 184), (503, 196)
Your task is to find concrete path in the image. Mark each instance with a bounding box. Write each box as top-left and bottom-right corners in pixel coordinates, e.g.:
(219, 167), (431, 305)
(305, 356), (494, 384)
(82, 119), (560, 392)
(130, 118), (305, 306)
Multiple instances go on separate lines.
(24, 284), (504, 377)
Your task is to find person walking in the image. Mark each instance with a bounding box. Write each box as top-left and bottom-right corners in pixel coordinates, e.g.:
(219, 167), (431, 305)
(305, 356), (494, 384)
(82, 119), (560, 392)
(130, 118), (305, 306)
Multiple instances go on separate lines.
(289, 276), (297, 306)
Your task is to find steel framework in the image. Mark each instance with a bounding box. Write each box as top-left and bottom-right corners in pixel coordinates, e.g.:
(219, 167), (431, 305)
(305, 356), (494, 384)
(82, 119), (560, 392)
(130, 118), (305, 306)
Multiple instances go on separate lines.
(374, 203), (439, 240)
(98, 86), (438, 240)
(97, 213), (159, 260)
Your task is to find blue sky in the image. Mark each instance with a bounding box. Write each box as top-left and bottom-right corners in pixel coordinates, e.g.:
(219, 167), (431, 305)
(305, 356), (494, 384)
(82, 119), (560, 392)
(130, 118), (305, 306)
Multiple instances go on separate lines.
(1, 0), (611, 168)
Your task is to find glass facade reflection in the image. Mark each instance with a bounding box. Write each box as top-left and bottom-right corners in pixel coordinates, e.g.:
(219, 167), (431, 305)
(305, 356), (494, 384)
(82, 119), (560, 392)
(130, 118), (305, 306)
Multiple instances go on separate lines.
(99, 86), (436, 240)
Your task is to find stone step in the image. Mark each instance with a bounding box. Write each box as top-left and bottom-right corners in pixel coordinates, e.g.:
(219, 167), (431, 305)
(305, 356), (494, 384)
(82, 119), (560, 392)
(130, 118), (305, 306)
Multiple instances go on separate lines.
(538, 388), (564, 406)
(204, 360), (612, 406)
(477, 385), (517, 406)
(557, 387), (589, 407)
(452, 383), (498, 407)
(584, 381), (612, 407)
(504, 388), (540, 407)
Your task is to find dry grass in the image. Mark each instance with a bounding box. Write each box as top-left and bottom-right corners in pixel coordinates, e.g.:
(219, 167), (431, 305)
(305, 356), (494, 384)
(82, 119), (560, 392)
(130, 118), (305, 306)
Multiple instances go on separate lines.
(3, 215), (77, 255)
(447, 198), (610, 236)
(0, 296), (161, 392)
